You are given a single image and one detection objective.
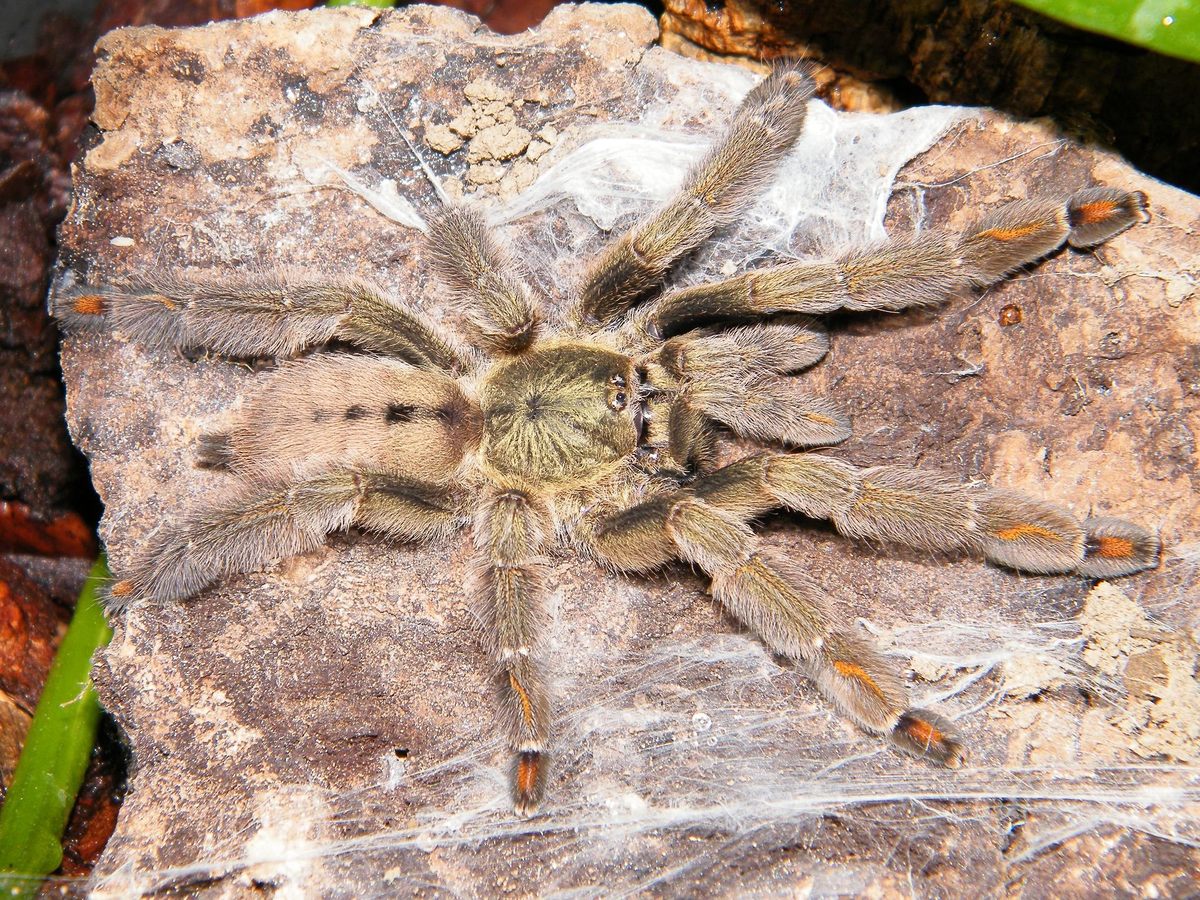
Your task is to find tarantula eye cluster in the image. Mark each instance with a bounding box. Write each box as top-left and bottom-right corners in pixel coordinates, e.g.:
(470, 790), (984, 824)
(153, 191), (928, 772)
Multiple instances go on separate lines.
(56, 65), (1159, 817)
(610, 375), (629, 410)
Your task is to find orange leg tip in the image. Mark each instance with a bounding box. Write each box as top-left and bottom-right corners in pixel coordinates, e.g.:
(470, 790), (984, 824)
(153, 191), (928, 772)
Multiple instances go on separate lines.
(1079, 518), (1161, 578)
(508, 672), (536, 727)
(512, 751), (547, 818)
(1070, 200), (1122, 226)
(1089, 535), (1136, 559)
(1073, 191), (1149, 225)
(1066, 188), (1151, 246)
(892, 709), (964, 768)
(110, 579), (134, 597)
(973, 222), (1046, 243)
(992, 523), (1063, 543)
(72, 294), (107, 316)
(832, 659), (887, 701)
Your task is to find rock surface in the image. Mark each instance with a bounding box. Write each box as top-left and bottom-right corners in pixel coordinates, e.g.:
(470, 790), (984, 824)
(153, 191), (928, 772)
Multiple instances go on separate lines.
(55, 4), (1198, 898)
(659, 0), (1200, 195)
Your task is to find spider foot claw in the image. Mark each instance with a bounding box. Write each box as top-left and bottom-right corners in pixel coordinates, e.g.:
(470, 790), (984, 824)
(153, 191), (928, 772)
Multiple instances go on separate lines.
(512, 750), (548, 817)
(1079, 517), (1161, 579)
(891, 708), (964, 768)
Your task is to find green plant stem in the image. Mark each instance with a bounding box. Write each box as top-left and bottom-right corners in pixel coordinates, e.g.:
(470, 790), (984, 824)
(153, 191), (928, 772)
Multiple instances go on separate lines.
(0, 555), (114, 899)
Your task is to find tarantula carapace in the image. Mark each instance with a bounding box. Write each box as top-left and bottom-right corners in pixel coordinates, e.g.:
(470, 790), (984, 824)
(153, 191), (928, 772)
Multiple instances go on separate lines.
(56, 68), (1160, 816)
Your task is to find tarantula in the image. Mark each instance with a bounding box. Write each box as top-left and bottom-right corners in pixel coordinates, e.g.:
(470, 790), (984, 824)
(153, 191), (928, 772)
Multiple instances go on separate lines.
(55, 67), (1160, 816)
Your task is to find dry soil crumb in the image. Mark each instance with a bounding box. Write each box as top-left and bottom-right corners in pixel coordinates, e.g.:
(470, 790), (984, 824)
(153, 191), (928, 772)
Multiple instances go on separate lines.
(1080, 581), (1155, 676)
(466, 160), (503, 185)
(426, 124), (463, 155)
(499, 158), (537, 198)
(1081, 582), (1200, 762)
(463, 77), (511, 106)
(1001, 652), (1071, 698)
(467, 122), (532, 163)
(426, 72), (551, 196)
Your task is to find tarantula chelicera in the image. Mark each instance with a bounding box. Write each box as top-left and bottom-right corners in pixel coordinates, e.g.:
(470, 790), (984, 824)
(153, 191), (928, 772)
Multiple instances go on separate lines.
(56, 68), (1160, 816)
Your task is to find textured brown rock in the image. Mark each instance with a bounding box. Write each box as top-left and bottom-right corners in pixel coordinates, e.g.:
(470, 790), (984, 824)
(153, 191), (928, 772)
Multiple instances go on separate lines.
(55, 4), (1197, 897)
(660, 0), (1200, 194)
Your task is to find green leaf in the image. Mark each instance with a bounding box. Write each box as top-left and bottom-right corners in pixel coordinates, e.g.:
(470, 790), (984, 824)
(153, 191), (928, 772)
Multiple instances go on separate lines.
(1011, 0), (1200, 61)
(0, 556), (114, 900)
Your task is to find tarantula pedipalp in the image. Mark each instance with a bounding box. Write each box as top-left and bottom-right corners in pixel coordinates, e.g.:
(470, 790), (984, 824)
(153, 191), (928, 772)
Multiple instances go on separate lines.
(56, 67), (1160, 816)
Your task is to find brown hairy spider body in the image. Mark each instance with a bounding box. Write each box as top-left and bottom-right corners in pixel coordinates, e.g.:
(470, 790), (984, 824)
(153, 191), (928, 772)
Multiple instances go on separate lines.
(56, 67), (1160, 816)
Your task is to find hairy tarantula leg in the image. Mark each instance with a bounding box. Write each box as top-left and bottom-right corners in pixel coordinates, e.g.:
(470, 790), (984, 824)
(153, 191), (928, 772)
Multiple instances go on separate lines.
(977, 492), (1160, 577)
(425, 205), (542, 354)
(54, 272), (471, 371)
(1078, 517), (1165, 579)
(588, 496), (961, 765)
(646, 322), (848, 447)
(576, 67), (814, 325)
(685, 377), (851, 448)
(634, 187), (1150, 338)
(110, 470), (459, 606)
(638, 395), (718, 477)
(657, 323), (830, 378)
(194, 355), (482, 485)
(678, 453), (1160, 575)
(472, 490), (553, 816)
